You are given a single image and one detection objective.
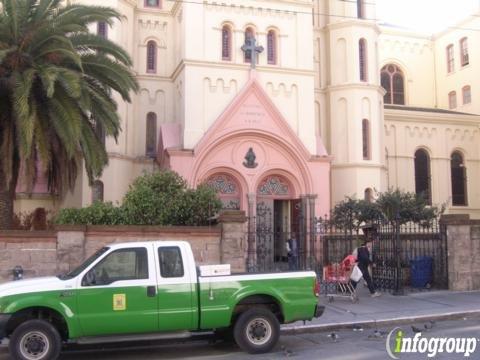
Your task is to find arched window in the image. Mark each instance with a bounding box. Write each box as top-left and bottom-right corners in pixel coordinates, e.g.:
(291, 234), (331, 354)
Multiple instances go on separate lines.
(364, 188), (373, 202)
(146, 41), (157, 73)
(222, 25), (232, 61)
(244, 27), (255, 64)
(357, 0), (365, 18)
(145, 0), (160, 7)
(92, 180), (104, 203)
(446, 44), (454, 73)
(359, 39), (367, 81)
(146, 112), (157, 157)
(97, 21), (108, 39)
(267, 30), (277, 65)
(381, 64), (405, 105)
(448, 91), (457, 109)
(414, 149), (431, 205)
(462, 85), (471, 104)
(460, 38), (469, 66)
(207, 173), (241, 210)
(451, 151), (467, 206)
(362, 119), (370, 160)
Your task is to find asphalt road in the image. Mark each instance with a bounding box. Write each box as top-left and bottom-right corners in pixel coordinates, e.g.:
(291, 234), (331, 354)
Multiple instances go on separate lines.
(1, 318), (479, 359)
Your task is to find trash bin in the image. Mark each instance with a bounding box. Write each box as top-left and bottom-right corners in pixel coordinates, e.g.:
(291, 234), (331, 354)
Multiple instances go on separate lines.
(410, 256), (433, 288)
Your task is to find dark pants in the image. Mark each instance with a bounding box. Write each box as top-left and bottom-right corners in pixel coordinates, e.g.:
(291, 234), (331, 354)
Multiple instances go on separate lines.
(288, 255), (298, 270)
(352, 265), (376, 294)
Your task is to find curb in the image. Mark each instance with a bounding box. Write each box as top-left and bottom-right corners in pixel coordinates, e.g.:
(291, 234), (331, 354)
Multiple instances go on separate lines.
(281, 310), (480, 334)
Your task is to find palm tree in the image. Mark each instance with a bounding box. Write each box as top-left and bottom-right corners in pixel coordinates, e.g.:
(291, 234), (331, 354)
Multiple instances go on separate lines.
(0, 0), (138, 229)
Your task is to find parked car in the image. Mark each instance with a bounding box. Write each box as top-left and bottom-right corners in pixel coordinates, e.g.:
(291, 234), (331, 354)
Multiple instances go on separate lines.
(0, 241), (324, 360)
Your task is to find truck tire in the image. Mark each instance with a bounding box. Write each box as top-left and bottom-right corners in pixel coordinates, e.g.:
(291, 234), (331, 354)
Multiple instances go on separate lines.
(9, 319), (62, 360)
(233, 308), (280, 354)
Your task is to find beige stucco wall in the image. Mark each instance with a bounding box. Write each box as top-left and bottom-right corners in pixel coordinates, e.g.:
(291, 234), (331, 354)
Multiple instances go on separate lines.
(385, 109), (480, 218)
(378, 29), (436, 108)
(433, 16), (480, 114)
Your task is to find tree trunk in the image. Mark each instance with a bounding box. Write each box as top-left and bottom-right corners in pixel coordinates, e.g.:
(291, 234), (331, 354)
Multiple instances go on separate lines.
(0, 173), (14, 230)
(0, 160), (20, 230)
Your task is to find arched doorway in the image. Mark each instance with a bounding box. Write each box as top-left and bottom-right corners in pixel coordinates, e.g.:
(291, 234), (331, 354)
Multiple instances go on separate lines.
(255, 175), (302, 271)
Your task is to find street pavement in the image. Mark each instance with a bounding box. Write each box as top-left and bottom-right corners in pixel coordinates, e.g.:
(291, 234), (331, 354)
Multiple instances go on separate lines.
(1, 288), (479, 359)
(2, 317), (479, 359)
(284, 286), (480, 333)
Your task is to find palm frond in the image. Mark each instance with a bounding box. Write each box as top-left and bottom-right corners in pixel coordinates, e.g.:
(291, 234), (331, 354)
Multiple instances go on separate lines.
(0, 0), (138, 214)
(70, 33), (133, 66)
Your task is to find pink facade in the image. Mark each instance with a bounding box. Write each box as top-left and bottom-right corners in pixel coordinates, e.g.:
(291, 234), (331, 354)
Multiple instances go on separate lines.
(16, 160), (49, 194)
(160, 77), (331, 217)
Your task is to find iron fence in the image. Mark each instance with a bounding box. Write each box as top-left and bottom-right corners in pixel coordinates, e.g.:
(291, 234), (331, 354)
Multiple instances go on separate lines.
(246, 211), (448, 293)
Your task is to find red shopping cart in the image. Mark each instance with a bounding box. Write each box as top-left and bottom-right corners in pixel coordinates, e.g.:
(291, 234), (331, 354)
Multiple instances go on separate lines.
(323, 255), (359, 303)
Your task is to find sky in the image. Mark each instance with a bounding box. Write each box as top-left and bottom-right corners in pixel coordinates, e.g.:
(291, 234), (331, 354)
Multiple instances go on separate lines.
(376, 0), (479, 33)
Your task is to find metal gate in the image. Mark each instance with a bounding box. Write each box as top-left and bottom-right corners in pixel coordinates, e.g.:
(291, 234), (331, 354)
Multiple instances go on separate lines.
(373, 219), (448, 293)
(320, 217), (448, 292)
(247, 200), (319, 273)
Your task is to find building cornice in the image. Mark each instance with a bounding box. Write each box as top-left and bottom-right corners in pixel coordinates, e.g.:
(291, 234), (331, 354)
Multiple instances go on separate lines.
(204, 0), (313, 10)
(327, 83), (386, 95)
(107, 152), (158, 164)
(378, 25), (433, 40)
(390, 155), (480, 163)
(331, 163), (386, 170)
(136, 74), (172, 82)
(170, 59), (315, 81)
(135, 7), (172, 16)
(323, 20), (381, 35)
(384, 108), (480, 127)
(15, 193), (58, 200)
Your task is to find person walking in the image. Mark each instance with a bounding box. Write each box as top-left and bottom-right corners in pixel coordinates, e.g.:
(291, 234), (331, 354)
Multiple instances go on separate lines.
(286, 234), (299, 271)
(355, 240), (381, 297)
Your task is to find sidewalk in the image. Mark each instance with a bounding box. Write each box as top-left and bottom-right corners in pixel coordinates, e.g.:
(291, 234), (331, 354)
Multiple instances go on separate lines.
(282, 286), (480, 333)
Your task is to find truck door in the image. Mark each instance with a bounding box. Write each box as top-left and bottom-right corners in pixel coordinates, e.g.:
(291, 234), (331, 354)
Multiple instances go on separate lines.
(155, 244), (196, 331)
(76, 245), (158, 336)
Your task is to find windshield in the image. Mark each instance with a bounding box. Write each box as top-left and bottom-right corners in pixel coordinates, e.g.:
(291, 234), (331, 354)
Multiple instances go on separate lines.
(58, 247), (110, 280)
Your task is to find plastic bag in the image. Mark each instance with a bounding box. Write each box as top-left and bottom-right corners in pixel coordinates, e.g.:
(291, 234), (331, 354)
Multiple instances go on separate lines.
(350, 265), (363, 282)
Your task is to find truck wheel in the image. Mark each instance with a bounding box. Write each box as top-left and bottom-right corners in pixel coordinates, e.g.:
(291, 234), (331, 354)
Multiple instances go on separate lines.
(9, 319), (62, 360)
(233, 308), (280, 354)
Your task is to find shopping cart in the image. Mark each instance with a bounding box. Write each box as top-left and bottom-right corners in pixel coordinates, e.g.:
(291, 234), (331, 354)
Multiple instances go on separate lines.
(323, 255), (359, 303)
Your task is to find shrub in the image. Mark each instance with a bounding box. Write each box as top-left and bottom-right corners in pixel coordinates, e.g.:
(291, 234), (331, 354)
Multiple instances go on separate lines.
(121, 171), (186, 225)
(55, 171), (222, 226)
(331, 188), (444, 229)
(55, 202), (125, 225)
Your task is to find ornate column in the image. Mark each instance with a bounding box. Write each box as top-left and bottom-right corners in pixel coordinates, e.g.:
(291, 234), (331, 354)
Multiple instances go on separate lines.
(307, 194), (318, 270)
(246, 193), (256, 272)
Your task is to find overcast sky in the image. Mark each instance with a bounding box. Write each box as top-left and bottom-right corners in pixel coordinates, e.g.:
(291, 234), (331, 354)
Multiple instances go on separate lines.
(376, 0), (479, 32)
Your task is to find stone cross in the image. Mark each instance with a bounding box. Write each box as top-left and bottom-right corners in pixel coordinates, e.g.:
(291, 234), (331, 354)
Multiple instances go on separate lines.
(241, 37), (264, 69)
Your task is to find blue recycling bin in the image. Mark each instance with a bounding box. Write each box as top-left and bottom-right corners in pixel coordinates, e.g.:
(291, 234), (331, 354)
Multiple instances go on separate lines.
(410, 256), (433, 288)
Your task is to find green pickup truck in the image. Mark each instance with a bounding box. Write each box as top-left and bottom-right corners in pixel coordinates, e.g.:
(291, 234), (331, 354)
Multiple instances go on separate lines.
(0, 241), (323, 359)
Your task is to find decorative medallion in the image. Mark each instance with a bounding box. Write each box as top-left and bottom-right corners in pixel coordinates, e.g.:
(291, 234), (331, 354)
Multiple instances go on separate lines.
(243, 147), (258, 168)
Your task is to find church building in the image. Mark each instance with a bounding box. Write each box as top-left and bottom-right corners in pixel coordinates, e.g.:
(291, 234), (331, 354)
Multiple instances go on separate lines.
(15, 0), (480, 224)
